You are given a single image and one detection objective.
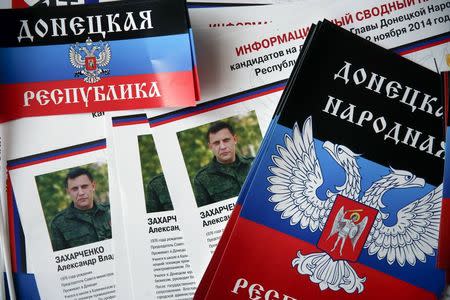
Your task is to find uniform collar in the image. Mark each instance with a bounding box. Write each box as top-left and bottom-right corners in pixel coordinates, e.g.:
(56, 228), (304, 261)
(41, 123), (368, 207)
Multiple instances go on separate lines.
(211, 154), (244, 169)
(67, 202), (103, 216)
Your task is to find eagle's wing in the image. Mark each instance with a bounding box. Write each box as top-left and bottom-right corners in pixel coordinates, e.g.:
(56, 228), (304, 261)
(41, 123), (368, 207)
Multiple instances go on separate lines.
(364, 184), (442, 266)
(350, 216), (368, 250)
(97, 44), (111, 67)
(267, 116), (335, 232)
(328, 206), (345, 238)
(69, 46), (84, 69)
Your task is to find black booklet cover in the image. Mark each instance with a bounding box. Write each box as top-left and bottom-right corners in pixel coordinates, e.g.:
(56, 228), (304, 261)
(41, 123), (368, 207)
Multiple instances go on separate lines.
(202, 20), (447, 300)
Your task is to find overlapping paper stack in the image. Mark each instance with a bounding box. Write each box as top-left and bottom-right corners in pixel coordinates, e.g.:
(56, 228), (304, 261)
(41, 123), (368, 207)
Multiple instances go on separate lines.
(0, 0), (449, 299)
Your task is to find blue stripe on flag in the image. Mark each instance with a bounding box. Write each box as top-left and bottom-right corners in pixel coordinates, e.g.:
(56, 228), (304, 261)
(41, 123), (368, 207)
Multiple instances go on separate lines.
(0, 33), (193, 84)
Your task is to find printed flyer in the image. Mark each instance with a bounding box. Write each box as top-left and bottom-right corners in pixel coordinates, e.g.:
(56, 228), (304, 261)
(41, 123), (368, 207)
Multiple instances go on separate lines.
(5, 112), (115, 299)
(107, 83), (284, 299)
(9, 142), (115, 300)
(189, 0), (450, 93)
(0, 0), (199, 121)
(108, 110), (198, 300)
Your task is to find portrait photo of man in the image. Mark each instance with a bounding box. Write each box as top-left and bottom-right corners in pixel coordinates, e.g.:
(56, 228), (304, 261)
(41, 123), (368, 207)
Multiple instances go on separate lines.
(193, 121), (255, 207)
(45, 167), (111, 251)
(138, 134), (174, 214)
(145, 173), (173, 213)
(178, 112), (262, 207)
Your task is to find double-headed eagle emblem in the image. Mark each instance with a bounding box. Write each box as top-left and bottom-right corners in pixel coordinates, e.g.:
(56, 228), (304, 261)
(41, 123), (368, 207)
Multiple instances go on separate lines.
(69, 37), (111, 84)
(267, 116), (442, 293)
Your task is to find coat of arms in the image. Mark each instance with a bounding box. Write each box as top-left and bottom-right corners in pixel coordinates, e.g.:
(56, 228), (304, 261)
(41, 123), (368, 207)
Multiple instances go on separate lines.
(69, 37), (111, 84)
(267, 116), (442, 294)
(317, 195), (377, 262)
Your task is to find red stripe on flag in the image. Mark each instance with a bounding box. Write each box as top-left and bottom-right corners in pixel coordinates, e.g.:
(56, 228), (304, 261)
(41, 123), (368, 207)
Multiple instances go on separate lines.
(1, 72), (197, 122)
(205, 218), (438, 300)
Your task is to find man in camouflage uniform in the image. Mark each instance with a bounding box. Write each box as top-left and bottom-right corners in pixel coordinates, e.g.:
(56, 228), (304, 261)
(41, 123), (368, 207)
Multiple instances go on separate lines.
(146, 173), (173, 213)
(50, 167), (111, 251)
(194, 121), (254, 207)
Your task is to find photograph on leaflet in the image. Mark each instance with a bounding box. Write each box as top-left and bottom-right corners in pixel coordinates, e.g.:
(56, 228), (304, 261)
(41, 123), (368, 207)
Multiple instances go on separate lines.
(177, 111), (262, 208)
(36, 162), (111, 252)
(138, 134), (174, 214)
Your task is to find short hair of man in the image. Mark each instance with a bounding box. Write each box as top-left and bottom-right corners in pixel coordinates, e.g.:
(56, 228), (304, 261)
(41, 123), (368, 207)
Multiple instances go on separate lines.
(65, 167), (94, 188)
(206, 121), (235, 143)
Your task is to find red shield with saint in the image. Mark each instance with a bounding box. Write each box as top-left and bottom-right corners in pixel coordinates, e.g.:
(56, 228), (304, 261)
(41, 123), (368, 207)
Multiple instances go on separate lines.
(85, 57), (97, 71)
(317, 195), (378, 262)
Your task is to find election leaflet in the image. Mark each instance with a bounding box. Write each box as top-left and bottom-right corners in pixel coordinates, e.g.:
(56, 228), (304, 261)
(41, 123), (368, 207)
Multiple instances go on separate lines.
(204, 20), (448, 300)
(107, 84), (284, 298)
(189, 0), (450, 74)
(5, 113), (115, 300)
(107, 109), (200, 300)
(0, 0), (199, 122)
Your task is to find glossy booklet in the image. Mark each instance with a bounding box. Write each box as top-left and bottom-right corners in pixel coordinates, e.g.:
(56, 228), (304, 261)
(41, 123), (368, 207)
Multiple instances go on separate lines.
(201, 20), (448, 300)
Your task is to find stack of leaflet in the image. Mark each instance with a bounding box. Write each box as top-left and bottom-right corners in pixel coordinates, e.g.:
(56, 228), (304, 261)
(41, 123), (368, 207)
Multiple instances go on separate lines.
(196, 20), (449, 300)
(1, 0), (199, 299)
(2, 0), (450, 299)
(104, 2), (449, 299)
